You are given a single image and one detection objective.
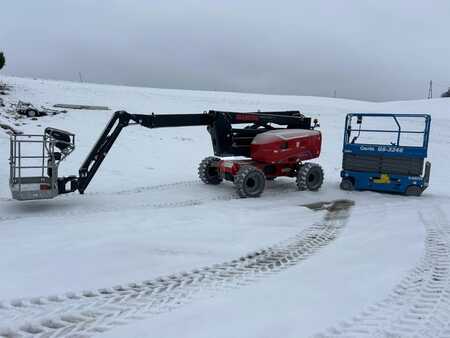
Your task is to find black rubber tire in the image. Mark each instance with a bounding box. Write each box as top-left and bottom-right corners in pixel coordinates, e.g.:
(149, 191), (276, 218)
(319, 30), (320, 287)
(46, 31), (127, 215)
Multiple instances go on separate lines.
(198, 157), (222, 185)
(296, 163), (324, 191)
(405, 185), (422, 196)
(234, 166), (266, 198)
(340, 178), (355, 191)
(26, 109), (38, 117)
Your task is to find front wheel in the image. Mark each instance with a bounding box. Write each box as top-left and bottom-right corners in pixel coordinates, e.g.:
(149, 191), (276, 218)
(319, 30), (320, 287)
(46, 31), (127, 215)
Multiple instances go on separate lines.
(234, 166), (266, 198)
(296, 163), (324, 191)
(340, 178), (355, 191)
(198, 157), (222, 185)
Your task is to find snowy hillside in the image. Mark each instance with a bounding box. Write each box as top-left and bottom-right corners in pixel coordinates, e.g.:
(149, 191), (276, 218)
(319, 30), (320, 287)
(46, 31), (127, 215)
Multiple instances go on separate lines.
(0, 77), (449, 338)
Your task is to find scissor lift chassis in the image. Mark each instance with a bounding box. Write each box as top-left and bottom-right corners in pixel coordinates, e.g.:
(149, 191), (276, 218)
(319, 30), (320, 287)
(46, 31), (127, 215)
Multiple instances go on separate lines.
(340, 113), (431, 195)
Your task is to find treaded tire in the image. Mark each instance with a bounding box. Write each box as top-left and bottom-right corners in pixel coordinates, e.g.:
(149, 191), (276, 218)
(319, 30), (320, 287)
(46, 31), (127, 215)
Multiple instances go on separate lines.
(340, 178), (355, 191)
(198, 157), (222, 185)
(405, 185), (422, 196)
(234, 166), (266, 198)
(296, 163), (324, 191)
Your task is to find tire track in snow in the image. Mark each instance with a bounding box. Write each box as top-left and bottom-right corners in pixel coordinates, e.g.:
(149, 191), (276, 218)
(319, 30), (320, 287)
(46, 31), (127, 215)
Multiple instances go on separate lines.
(313, 206), (450, 338)
(0, 181), (200, 203)
(0, 199), (353, 338)
(0, 181), (297, 223)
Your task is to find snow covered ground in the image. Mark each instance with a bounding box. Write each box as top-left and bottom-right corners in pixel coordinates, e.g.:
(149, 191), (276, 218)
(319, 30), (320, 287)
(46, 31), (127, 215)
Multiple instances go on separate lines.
(0, 77), (449, 337)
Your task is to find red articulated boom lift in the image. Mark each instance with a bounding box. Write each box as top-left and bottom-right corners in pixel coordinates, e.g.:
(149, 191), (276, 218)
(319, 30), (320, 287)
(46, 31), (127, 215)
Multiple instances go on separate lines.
(8, 110), (323, 200)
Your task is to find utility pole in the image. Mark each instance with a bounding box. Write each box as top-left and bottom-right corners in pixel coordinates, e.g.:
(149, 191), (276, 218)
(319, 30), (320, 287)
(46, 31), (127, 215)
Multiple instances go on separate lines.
(78, 72), (84, 83)
(333, 90), (337, 98)
(428, 80), (433, 99)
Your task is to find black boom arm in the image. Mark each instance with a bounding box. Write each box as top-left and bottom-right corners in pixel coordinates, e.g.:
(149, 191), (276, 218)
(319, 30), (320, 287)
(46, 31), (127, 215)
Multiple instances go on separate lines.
(63, 110), (313, 194)
(76, 111), (210, 193)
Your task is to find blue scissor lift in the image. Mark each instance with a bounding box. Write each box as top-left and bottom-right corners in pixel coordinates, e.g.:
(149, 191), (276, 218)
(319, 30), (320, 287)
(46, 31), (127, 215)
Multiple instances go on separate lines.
(340, 113), (431, 196)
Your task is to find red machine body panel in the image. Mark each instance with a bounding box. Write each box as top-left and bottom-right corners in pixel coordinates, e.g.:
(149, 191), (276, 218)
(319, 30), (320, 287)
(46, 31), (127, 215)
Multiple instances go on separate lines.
(250, 129), (321, 164)
(218, 159), (298, 178)
(217, 129), (322, 180)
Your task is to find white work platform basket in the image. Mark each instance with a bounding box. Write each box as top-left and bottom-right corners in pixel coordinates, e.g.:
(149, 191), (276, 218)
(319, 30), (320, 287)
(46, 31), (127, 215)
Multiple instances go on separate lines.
(9, 128), (75, 201)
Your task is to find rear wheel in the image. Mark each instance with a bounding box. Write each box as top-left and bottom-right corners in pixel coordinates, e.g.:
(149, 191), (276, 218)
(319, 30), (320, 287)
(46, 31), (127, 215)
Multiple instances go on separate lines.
(405, 185), (422, 196)
(340, 178), (355, 191)
(198, 157), (222, 185)
(296, 163), (324, 191)
(234, 166), (266, 198)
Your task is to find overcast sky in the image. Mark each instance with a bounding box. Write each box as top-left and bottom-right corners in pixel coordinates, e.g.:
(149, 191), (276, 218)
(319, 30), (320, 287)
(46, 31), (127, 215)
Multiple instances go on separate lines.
(1, 0), (449, 101)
